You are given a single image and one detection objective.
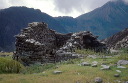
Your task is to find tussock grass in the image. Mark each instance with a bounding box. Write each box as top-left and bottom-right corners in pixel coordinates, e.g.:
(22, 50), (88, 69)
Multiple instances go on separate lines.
(0, 57), (24, 73)
(118, 53), (128, 60)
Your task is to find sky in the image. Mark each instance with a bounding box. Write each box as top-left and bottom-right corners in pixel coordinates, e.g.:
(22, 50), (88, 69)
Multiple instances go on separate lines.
(0, 0), (126, 18)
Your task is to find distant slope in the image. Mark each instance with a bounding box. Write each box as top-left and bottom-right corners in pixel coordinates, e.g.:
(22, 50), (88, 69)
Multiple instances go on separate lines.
(54, 16), (77, 32)
(0, 7), (67, 51)
(103, 28), (128, 49)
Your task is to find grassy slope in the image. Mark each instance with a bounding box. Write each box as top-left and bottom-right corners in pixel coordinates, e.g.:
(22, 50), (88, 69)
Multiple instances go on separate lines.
(0, 52), (128, 83)
(0, 52), (13, 56)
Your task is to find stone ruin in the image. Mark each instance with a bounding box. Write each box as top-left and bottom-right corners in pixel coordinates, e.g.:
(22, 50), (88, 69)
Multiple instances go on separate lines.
(14, 22), (106, 65)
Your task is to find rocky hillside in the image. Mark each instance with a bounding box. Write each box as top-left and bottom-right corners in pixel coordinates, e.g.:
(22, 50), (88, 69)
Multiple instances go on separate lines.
(103, 28), (128, 49)
(0, 7), (67, 51)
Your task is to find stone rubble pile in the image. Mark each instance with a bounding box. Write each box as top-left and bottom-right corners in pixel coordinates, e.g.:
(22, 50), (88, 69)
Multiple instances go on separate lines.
(14, 22), (106, 65)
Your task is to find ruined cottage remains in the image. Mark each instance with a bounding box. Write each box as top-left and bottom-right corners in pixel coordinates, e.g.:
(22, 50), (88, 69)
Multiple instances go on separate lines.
(14, 22), (106, 65)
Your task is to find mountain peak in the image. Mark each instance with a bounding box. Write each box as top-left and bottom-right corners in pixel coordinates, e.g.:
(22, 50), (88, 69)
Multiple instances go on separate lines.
(103, 0), (126, 7)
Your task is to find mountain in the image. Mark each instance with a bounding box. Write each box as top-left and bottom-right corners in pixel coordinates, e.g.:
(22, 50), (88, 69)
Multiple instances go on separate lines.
(1, 0), (128, 51)
(103, 28), (128, 49)
(55, 0), (128, 39)
(54, 16), (77, 32)
(0, 6), (67, 51)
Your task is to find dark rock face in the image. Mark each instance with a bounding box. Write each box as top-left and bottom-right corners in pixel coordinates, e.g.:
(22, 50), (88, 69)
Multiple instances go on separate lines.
(103, 28), (128, 49)
(14, 22), (106, 64)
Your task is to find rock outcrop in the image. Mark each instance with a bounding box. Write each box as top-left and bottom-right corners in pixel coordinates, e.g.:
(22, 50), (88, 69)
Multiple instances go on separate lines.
(103, 28), (128, 49)
(14, 22), (106, 65)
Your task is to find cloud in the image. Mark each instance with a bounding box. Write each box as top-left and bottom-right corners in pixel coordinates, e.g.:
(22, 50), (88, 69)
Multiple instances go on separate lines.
(123, 0), (128, 3)
(54, 0), (111, 14)
(0, 0), (27, 9)
(0, 0), (10, 8)
(0, 0), (118, 17)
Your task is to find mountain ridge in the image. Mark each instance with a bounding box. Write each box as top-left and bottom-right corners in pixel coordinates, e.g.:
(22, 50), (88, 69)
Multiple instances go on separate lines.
(1, 0), (128, 51)
(56, 0), (128, 39)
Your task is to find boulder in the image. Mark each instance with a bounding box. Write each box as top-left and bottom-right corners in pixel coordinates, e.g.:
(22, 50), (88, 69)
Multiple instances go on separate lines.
(92, 61), (98, 64)
(101, 65), (110, 70)
(81, 62), (91, 66)
(114, 74), (120, 77)
(92, 64), (97, 67)
(53, 71), (62, 74)
(94, 77), (103, 83)
(124, 81), (128, 83)
(117, 60), (128, 65)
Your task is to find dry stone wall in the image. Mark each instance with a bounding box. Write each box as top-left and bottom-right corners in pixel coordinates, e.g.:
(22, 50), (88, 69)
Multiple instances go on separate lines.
(14, 22), (106, 65)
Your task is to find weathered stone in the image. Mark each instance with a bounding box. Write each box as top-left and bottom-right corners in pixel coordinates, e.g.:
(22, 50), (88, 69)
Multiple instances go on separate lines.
(53, 71), (62, 74)
(117, 66), (126, 69)
(94, 77), (103, 83)
(114, 74), (120, 77)
(116, 70), (121, 73)
(124, 81), (128, 83)
(117, 60), (128, 65)
(92, 61), (98, 64)
(92, 64), (97, 67)
(87, 55), (97, 59)
(81, 62), (91, 66)
(101, 65), (110, 70)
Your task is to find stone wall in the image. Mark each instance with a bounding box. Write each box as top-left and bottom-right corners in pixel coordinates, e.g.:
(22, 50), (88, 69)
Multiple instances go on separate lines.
(14, 22), (71, 64)
(14, 22), (106, 65)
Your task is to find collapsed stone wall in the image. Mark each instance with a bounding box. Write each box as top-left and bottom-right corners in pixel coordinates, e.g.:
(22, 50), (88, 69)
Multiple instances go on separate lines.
(14, 22), (71, 64)
(14, 22), (106, 65)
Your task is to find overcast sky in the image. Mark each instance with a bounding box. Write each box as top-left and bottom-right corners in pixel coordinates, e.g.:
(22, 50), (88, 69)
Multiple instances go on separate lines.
(0, 0), (125, 17)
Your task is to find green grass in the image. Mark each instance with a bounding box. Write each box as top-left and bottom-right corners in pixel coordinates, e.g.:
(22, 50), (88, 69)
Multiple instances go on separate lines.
(0, 57), (24, 74)
(0, 50), (127, 83)
(21, 63), (56, 74)
(117, 53), (128, 60)
(0, 52), (13, 56)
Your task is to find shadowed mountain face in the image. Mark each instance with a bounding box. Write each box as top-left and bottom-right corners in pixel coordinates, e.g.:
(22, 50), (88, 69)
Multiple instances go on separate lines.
(56, 0), (128, 39)
(0, 7), (67, 51)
